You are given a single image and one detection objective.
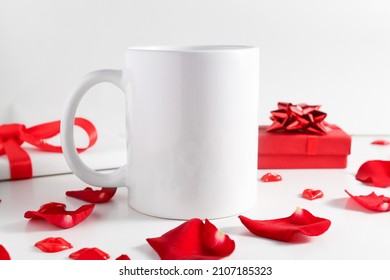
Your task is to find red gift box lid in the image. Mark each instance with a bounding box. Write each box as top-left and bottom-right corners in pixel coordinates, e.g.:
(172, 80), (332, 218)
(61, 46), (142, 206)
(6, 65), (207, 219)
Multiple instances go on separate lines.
(258, 124), (351, 156)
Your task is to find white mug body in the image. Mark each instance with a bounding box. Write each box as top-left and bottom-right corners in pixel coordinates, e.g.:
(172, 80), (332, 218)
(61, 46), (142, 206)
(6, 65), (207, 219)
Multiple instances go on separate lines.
(61, 45), (259, 219)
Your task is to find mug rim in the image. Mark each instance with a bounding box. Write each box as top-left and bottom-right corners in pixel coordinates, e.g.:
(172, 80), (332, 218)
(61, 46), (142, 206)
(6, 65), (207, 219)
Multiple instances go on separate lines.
(126, 45), (257, 52)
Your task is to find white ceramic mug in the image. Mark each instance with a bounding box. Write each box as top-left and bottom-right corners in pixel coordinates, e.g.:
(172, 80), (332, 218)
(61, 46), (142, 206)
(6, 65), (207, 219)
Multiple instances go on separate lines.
(61, 45), (259, 219)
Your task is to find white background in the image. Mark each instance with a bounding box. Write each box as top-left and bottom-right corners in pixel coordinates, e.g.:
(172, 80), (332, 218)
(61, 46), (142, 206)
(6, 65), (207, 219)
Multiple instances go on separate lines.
(1, 0), (390, 136)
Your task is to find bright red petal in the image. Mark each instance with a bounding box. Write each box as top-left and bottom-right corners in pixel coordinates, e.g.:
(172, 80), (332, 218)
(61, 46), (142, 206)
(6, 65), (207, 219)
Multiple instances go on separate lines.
(345, 190), (390, 212)
(147, 218), (203, 260)
(66, 187), (117, 203)
(146, 218), (235, 260)
(356, 160), (390, 188)
(0, 245), (11, 260)
(239, 208), (331, 242)
(25, 202), (67, 216)
(371, 140), (390, 145)
(116, 254), (131, 260)
(35, 237), (73, 253)
(302, 189), (324, 200)
(69, 247), (110, 260)
(24, 202), (95, 229)
(201, 219), (235, 258)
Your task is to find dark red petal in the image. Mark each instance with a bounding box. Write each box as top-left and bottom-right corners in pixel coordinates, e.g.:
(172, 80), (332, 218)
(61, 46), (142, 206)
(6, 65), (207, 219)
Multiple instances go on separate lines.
(34, 237), (73, 253)
(260, 172), (282, 182)
(66, 187), (117, 203)
(371, 140), (390, 145)
(345, 189), (390, 212)
(302, 189), (324, 200)
(146, 218), (235, 260)
(201, 219), (235, 258)
(24, 202), (95, 229)
(356, 160), (390, 188)
(239, 208), (331, 242)
(69, 247), (110, 260)
(116, 254), (131, 260)
(0, 245), (11, 260)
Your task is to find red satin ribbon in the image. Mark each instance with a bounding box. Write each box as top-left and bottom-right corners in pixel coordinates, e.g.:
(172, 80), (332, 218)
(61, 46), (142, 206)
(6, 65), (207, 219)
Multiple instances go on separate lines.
(0, 118), (97, 180)
(267, 102), (330, 135)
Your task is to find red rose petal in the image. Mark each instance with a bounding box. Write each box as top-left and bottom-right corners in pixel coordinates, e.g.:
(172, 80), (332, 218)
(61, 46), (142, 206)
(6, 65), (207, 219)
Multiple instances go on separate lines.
(201, 219), (235, 258)
(345, 189), (390, 212)
(35, 237), (73, 253)
(239, 208), (331, 242)
(260, 172), (282, 182)
(24, 202), (95, 229)
(66, 187), (117, 203)
(0, 245), (11, 260)
(116, 254), (131, 260)
(356, 160), (390, 188)
(371, 140), (390, 145)
(146, 218), (203, 260)
(146, 218), (235, 260)
(302, 189), (324, 200)
(69, 247), (110, 260)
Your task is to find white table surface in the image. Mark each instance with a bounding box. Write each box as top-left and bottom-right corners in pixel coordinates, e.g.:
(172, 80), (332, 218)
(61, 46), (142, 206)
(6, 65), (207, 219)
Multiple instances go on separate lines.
(1, 135), (390, 260)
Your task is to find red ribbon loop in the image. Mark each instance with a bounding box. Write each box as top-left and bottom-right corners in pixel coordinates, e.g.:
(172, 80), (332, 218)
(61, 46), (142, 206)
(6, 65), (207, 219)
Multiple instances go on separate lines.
(267, 102), (330, 135)
(0, 124), (26, 150)
(0, 118), (97, 180)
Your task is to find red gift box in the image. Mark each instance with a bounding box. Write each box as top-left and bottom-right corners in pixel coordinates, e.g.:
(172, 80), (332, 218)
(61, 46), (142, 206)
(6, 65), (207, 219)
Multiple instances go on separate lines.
(258, 124), (351, 169)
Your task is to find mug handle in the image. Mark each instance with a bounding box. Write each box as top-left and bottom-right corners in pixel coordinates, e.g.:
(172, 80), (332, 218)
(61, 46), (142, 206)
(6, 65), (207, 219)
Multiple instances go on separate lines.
(60, 69), (127, 187)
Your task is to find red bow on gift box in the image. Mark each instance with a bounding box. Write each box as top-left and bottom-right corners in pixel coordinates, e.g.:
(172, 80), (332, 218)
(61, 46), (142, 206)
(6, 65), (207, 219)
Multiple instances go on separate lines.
(0, 118), (97, 180)
(267, 102), (330, 135)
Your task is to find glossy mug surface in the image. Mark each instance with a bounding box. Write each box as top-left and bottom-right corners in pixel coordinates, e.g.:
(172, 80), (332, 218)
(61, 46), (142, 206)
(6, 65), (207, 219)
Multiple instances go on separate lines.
(61, 45), (259, 219)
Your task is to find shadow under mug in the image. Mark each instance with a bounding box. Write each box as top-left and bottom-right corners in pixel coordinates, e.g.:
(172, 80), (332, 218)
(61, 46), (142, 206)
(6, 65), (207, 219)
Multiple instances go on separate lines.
(61, 45), (260, 220)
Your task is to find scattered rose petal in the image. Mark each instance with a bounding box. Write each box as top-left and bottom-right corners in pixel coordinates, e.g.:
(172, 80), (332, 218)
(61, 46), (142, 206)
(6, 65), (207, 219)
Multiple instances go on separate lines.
(0, 245), (11, 260)
(356, 160), (390, 188)
(69, 247), (110, 260)
(371, 140), (390, 145)
(239, 207), (331, 242)
(146, 218), (235, 260)
(116, 254), (131, 260)
(66, 187), (117, 203)
(24, 202), (95, 229)
(260, 172), (282, 182)
(147, 218), (202, 260)
(302, 189), (324, 200)
(34, 237), (73, 253)
(200, 219), (235, 258)
(345, 189), (390, 212)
